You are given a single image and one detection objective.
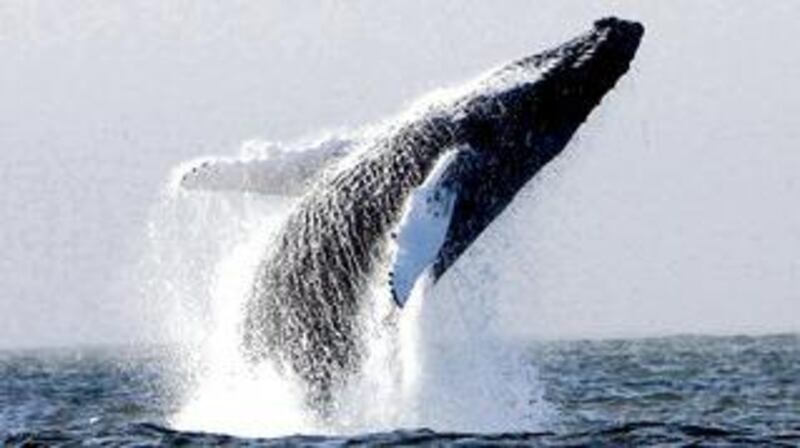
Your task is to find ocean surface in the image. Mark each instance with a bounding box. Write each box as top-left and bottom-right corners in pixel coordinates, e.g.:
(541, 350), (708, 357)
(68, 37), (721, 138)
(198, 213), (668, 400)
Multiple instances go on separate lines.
(2, 334), (798, 446)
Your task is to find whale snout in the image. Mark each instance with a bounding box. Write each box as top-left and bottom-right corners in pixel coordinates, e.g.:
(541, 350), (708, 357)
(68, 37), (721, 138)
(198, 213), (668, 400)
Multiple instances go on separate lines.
(593, 17), (645, 58)
(594, 16), (645, 39)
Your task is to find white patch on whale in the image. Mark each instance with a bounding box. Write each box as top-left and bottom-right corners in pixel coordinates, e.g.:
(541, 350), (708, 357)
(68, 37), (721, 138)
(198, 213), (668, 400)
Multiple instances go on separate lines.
(389, 149), (460, 307)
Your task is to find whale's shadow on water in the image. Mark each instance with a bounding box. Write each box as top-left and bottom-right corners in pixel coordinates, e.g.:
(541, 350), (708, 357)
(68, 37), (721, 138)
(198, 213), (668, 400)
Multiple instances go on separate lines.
(173, 17), (645, 427)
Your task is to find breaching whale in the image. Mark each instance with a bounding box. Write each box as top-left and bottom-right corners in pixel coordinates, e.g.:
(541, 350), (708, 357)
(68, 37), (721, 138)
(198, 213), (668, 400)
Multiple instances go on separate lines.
(180, 17), (644, 411)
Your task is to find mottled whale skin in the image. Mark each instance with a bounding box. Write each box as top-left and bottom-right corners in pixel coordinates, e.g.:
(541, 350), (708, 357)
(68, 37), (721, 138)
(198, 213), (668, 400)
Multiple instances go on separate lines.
(238, 18), (644, 410)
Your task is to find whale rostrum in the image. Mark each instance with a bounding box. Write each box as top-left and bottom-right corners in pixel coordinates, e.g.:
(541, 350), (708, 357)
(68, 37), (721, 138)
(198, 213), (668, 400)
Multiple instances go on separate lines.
(180, 17), (644, 413)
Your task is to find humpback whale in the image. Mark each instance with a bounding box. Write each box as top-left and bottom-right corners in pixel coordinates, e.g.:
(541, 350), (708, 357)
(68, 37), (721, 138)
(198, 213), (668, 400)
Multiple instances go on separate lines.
(180, 17), (644, 412)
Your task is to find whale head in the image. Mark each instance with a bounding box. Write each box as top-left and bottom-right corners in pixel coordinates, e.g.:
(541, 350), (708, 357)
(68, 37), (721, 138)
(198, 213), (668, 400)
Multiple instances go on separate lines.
(424, 18), (645, 282)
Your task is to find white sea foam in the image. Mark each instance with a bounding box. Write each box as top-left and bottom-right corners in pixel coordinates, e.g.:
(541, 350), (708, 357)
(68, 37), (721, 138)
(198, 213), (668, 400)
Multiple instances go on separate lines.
(142, 133), (552, 437)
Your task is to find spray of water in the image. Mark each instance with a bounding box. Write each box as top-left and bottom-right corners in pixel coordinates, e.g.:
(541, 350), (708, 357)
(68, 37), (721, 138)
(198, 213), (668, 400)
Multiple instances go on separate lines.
(137, 140), (553, 437)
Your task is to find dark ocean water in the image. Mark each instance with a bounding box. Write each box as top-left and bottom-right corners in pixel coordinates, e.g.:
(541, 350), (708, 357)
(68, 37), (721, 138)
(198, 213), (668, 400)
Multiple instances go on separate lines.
(3, 334), (798, 446)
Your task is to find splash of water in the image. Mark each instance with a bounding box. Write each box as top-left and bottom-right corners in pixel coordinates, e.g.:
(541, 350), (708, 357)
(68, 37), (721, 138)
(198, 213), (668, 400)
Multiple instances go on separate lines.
(138, 141), (553, 437)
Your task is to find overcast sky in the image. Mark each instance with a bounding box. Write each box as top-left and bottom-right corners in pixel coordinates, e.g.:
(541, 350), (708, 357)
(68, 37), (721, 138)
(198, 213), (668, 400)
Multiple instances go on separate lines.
(2, 1), (799, 348)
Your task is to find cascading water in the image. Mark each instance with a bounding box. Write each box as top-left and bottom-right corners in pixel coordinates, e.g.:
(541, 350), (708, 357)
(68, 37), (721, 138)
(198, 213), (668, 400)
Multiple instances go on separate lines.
(136, 136), (553, 438)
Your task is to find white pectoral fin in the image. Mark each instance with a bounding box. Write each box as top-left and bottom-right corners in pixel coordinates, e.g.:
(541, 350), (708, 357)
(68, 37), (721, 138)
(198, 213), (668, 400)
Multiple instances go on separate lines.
(178, 137), (354, 196)
(389, 151), (459, 307)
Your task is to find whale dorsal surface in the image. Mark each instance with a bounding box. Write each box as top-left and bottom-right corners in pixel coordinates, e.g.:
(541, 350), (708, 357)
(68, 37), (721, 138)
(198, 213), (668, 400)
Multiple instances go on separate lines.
(179, 17), (644, 412)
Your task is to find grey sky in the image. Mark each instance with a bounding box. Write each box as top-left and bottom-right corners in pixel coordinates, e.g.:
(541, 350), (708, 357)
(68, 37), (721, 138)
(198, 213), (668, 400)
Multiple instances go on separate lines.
(1, 1), (799, 348)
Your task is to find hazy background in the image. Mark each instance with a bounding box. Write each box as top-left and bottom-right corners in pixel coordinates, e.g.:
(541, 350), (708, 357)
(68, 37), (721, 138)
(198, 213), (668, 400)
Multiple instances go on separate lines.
(2, 1), (799, 349)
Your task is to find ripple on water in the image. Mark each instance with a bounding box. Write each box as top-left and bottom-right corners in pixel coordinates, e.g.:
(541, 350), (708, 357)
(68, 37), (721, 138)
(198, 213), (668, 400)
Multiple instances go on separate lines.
(2, 334), (799, 445)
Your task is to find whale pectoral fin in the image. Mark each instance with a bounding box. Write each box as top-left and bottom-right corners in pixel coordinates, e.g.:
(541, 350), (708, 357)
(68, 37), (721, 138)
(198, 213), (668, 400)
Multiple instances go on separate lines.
(388, 151), (461, 307)
(178, 137), (354, 196)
